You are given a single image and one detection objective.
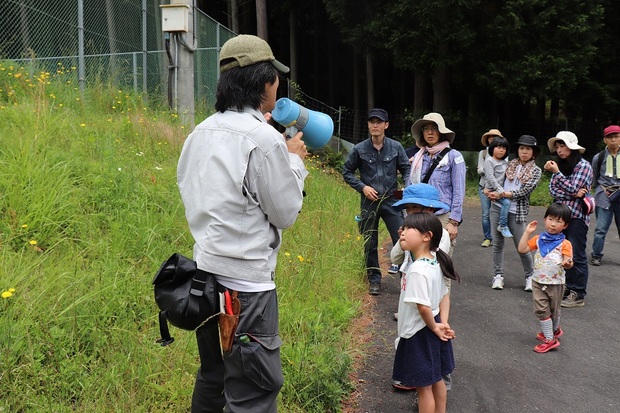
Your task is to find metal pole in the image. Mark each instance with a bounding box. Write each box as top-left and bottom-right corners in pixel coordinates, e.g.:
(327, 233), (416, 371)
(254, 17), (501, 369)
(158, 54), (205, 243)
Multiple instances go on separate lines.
(142, 0), (147, 95)
(338, 106), (342, 153)
(133, 52), (138, 92)
(78, 0), (85, 97)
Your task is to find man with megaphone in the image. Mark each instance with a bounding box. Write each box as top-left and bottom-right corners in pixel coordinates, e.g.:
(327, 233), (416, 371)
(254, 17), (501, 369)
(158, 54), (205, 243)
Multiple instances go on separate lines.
(343, 108), (411, 296)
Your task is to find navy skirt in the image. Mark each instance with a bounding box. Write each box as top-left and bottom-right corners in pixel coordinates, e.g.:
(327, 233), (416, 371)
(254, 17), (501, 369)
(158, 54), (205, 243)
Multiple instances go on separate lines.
(392, 315), (455, 388)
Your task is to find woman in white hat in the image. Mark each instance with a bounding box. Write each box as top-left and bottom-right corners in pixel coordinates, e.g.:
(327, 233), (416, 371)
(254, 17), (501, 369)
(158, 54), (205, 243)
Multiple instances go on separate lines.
(408, 113), (466, 251)
(478, 129), (504, 247)
(544, 131), (593, 308)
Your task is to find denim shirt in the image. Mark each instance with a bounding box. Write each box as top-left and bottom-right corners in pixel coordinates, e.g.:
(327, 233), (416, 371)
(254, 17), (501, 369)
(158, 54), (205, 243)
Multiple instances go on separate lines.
(342, 137), (411, 197)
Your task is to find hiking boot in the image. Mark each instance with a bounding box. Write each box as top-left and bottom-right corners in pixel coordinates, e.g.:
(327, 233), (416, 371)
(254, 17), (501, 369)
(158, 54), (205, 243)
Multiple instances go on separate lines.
(369, 283), (381, 296)
(536, 327), (564, 341)
(481, 239), (492, 247)
(590, 256), (602, 266)
(524, 276), (533, 292)
(387, 264), (400, 274)
(561, 290), (584, 308)
(491, 275), (504, 290)
(497, 226), (513, 238)
(534, 338), (560, 353)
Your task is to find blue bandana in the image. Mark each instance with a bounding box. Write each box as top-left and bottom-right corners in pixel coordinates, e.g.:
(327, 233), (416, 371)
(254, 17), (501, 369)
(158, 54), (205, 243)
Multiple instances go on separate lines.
(538, 231), (565, 258)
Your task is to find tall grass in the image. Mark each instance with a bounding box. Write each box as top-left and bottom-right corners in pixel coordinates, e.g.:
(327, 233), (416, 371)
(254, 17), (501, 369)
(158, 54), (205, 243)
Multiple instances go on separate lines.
(0, 61), (365, 412)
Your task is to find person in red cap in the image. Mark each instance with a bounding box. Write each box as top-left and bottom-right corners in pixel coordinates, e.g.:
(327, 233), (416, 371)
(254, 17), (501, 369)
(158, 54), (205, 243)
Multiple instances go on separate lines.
(589, 125), (620, 266)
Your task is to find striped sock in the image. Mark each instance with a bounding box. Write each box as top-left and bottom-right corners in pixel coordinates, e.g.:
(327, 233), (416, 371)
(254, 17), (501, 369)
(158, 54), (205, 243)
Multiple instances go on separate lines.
(540, 317), (553, 341)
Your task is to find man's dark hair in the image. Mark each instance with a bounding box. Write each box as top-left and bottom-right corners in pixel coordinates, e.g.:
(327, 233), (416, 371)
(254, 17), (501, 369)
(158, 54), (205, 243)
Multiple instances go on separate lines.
(487, 136), (510, 159)
(544, 202), (572, 223)
(215, 61), (279, 112)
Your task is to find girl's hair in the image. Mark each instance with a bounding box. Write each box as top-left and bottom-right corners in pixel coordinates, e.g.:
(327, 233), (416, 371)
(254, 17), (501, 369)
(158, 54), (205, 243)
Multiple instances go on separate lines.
(553, 140), (583, 176)
(402, 213), (460, 282)
(215, 61), (279, 112)
(544, 202), (572, 223)
(487, 136), (510, 159)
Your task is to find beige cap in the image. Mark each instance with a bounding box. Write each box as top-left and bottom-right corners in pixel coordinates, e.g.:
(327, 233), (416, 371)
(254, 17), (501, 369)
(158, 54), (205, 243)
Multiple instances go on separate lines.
(220, 34), (289, 73)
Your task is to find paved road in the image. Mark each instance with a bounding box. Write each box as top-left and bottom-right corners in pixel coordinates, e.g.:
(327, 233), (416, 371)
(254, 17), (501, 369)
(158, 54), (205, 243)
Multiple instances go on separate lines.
(350, 205), (620, 412)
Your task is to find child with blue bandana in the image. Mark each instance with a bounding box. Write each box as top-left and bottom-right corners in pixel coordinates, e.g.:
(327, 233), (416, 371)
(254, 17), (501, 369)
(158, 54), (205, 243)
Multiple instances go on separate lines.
(518, 203), (573, 353)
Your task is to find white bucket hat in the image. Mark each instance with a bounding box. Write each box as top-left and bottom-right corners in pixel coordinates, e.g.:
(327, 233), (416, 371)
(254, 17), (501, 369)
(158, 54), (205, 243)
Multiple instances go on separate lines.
(547, 131), (585, 154)
(411, 113), (455, 146)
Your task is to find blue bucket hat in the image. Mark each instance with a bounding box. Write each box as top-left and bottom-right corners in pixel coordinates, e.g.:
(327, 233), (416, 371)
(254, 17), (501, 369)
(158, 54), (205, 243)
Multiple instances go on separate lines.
(393, 184), (450, 211)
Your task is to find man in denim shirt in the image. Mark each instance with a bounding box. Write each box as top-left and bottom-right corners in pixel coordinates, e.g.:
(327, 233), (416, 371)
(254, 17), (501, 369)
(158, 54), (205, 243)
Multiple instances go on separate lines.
(343, 108), (411, 295)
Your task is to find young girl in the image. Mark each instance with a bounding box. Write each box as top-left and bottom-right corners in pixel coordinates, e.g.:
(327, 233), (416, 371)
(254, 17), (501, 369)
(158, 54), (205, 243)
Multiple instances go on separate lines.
(483, 136), (513, 238)
(477, 129), (504, 247)
(392, 213), (460, 413)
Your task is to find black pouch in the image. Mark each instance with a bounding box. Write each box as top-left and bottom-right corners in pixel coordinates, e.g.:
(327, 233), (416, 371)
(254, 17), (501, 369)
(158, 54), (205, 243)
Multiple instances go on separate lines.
(152, 253), (218, 346)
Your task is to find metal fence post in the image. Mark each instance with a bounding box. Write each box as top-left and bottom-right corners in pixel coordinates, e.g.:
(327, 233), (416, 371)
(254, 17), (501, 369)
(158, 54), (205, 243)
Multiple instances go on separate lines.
(78, 0), (85, 98)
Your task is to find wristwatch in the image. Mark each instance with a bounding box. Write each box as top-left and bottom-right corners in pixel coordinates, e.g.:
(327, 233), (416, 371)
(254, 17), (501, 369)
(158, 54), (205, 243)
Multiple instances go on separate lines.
(448, 219), (461, 227)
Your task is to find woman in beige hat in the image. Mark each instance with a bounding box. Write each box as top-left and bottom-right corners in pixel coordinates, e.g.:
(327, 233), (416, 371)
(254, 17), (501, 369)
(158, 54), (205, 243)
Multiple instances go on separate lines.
(408, 113), (466, 249)
(477, 129), (504, 247)
(544, 131), (593, 308)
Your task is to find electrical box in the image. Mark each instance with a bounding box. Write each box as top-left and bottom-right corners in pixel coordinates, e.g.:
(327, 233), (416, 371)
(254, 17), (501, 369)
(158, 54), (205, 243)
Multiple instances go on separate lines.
(160, 4), (189, 32)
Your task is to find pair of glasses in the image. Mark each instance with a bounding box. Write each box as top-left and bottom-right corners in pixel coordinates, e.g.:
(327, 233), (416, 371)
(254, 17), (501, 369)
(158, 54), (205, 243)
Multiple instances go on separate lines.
(422, 125), (439, 132)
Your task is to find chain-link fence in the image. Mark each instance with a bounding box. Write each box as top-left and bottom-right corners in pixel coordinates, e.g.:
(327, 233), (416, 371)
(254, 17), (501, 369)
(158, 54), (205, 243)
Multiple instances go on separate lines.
(0, 0), (234, 110)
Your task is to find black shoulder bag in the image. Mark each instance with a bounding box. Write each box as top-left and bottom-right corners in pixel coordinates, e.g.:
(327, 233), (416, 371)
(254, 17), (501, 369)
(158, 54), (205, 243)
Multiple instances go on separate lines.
(152, 253), (218, 346)
(422, 148), (452, 183)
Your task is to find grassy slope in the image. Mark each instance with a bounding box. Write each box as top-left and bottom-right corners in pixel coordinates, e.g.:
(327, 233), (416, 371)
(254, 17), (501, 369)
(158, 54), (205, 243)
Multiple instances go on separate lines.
(0, 62), (364, 412)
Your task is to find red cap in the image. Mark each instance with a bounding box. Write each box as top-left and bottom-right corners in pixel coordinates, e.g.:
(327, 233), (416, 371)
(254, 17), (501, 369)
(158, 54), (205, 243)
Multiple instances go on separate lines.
(603, 125), (620, 137)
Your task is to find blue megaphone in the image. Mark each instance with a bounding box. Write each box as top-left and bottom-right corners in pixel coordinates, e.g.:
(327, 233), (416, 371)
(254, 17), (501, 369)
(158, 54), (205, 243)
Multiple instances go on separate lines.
(271, 98), (334, 150)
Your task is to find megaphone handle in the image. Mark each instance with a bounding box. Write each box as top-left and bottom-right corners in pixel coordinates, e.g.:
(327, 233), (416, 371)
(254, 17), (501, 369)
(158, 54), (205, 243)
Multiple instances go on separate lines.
(285, 126), (298, 140)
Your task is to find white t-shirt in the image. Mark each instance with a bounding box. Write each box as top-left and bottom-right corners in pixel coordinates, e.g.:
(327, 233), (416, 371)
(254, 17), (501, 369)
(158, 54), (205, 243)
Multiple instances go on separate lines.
(396, 257), (449, 346)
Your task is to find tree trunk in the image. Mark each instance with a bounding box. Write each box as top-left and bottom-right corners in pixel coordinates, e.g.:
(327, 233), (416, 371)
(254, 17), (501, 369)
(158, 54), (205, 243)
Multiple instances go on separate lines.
(433, 65), (451, 113)
(229, 0), (239, 33)
(366, 51), (374, 111)
(289, 9), (297, 84)
(414, 73), (428, 115)
(256, 0), (268, 40)
(353, 52), (361, 141)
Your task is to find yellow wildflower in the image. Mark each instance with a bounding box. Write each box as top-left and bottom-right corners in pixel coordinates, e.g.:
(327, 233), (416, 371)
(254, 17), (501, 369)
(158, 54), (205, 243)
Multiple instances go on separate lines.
(29, 240), (37, 245)
(1, 290), (13, 299)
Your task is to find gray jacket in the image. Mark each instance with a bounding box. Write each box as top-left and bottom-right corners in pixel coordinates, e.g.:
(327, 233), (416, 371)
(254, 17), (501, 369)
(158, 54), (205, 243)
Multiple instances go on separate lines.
(177, 108), (307, 284)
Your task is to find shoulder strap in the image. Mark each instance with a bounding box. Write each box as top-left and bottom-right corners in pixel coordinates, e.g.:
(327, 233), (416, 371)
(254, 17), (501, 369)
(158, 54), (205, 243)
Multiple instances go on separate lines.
(592, 149), (606, 187)
(422, 148), (452, 184)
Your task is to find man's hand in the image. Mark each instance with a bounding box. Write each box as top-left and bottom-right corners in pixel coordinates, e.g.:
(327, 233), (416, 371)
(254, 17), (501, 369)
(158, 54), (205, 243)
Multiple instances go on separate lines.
(286, 131), (308, 160)
(362, 185), (379, 201)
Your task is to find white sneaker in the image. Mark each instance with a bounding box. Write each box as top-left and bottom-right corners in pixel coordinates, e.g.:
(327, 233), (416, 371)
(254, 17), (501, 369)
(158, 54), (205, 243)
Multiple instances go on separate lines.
(492, 275), (504, 290)
(524, 276), (533, 292)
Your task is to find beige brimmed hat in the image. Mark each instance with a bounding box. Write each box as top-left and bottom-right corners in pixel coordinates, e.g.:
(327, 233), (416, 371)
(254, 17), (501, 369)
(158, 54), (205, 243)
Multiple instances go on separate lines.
(411, 113), (455, 146)
(481, 129), (504, 147)
(547, 131), (585, 154)
(220, 34), (290, 73)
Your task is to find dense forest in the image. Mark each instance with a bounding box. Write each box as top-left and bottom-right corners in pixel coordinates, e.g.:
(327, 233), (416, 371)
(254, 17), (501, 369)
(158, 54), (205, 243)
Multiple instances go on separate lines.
(198, 0), (620, 153)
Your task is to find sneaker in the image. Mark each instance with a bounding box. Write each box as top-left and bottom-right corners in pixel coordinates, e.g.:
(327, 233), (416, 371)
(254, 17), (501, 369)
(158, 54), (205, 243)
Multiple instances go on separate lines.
(387, 264), (400, 274)
(497, 226), (513, 238)
(491, 275), (504, 290)
(524, 276), (533, 292)
(590, 256), (602, 266)
(561, 290), (584, 307)
(392, 380), (416, 391)
(481, 239), (492, 247)
(369, 283), (381, 296)
(536, 327), (564, 341)
(534, 338), (560, 353)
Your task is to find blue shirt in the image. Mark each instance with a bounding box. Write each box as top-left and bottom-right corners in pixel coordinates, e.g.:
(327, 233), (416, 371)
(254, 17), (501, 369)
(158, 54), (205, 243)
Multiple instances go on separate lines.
(342, 137), (411, 198)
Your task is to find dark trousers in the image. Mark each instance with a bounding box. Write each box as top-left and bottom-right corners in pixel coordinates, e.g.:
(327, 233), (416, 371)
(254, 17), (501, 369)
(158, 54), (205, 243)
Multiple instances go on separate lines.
(358, 196), (403, 284)
(563, 218), (589, 298)
(192, 289), (283, 413)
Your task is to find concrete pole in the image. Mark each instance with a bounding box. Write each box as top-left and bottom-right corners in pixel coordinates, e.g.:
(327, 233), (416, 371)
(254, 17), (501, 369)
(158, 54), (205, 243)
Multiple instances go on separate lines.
(170, 0), (195, 129)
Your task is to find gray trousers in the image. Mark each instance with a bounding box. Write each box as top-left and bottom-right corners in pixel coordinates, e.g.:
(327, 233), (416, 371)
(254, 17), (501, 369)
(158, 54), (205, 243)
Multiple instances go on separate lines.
(490, 204), (533, 279)
(192, 288), (283, 413)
